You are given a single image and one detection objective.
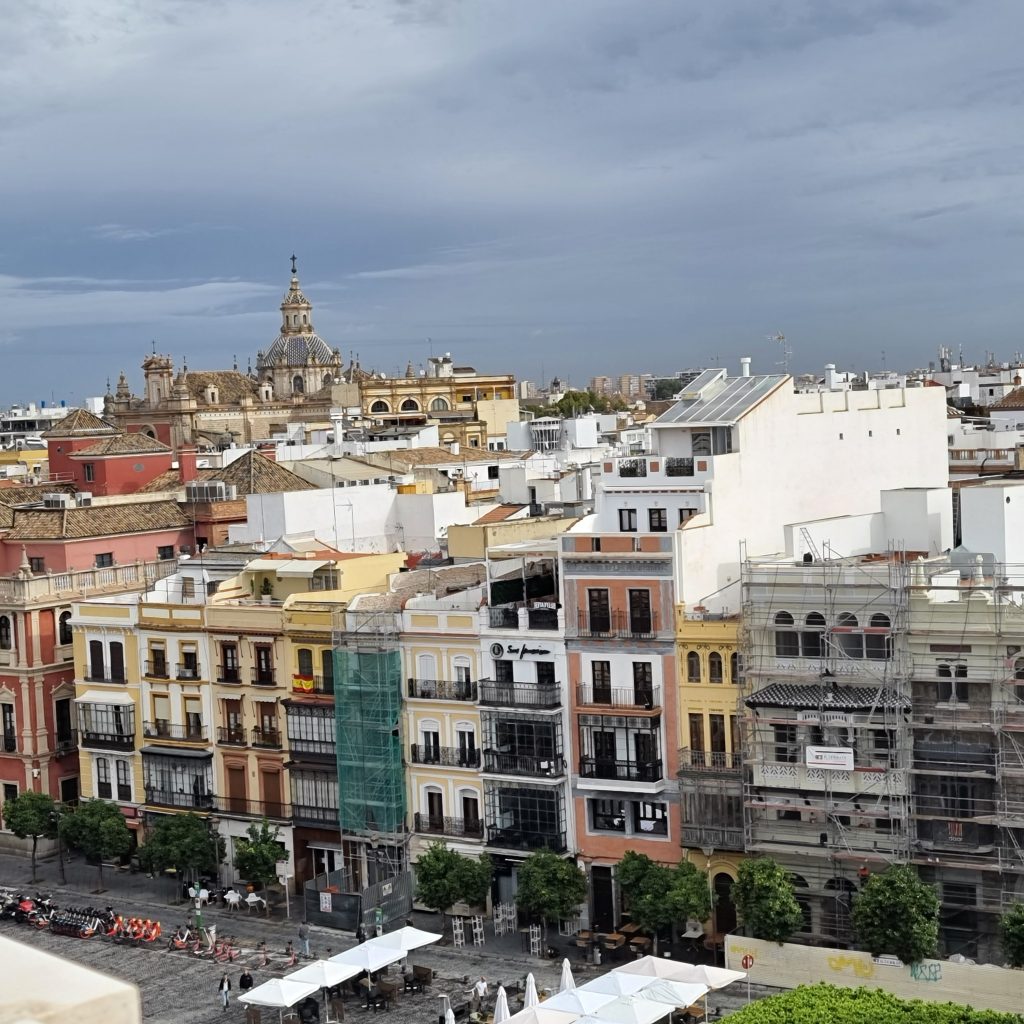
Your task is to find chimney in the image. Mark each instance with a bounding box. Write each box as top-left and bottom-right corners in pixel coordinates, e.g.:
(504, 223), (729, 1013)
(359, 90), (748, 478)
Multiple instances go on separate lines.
(179, 446), (198, 483)
(258, 443), (277, 462)
(740, 357), (751, 377)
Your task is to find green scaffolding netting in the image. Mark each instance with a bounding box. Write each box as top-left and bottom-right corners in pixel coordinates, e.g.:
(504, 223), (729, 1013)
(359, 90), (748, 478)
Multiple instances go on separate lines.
(333, 645), (406, 834)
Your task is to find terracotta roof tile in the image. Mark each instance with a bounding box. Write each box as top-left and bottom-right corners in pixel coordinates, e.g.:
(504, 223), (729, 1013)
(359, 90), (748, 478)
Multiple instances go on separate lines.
(72, 433), (171, 457)
(42, 408), (118, 438)
(209, 451), (317, 495)
(4, 500), (192, 540)
(185, 371), (261, 404)
(992, 387), (1024, 410)
(473, 504), (527, 525)
(0, 483), (77, 528)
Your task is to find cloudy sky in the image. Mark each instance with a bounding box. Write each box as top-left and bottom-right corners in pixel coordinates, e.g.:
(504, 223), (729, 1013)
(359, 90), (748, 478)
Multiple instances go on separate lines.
(3, 0), (1023, 405)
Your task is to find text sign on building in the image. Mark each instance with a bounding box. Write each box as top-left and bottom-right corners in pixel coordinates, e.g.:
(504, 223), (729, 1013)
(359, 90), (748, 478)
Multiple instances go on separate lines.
(319, 891), (333, 913)
(805, 746), (855, 770)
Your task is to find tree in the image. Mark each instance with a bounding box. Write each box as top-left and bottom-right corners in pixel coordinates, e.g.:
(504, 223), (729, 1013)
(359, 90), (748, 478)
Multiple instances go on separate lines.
(732, 857), (803, 944)
(233, 819), (282, 898)
(415, 844), (493, 928)
(516, 850), (587, 937)
(2, 791), (57, 882)
(59, 799), (132, 890)
(138, 812), (222, 891)
(668, 860), (714, 926)
(1000, 902), (1024, 968)
(650, 379), (682, 401)
(852, 865), (939, 964)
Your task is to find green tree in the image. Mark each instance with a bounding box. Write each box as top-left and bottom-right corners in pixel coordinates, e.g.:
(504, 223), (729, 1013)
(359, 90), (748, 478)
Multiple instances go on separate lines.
(59, 799), (132, 890)
(1000, 902), (1024, 967)
(650, 379), (682, 401)
(668, 860), (714, 926)
(852, 865), (939, 964)
(415, 844), (493, 928)
(138, 812), (222, 891)
(2, 791), (57, 882)
(732, 857), (803, 944)
(516, 850), (587, 938)
(233, 819), (283, 900)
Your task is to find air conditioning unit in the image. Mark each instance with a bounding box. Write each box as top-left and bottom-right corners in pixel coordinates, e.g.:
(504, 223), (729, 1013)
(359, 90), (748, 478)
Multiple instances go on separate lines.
(43, 492), (74, 509)
(76, 492), (93, 507)
(185, 481), (237, 502)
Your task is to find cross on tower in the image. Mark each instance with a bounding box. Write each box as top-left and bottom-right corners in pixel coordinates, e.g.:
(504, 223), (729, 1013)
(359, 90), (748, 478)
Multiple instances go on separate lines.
(290, 254), (297, 274)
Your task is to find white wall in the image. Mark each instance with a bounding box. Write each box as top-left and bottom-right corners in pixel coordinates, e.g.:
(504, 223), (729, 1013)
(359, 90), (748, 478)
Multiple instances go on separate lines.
(396, 490), (483, 552)
(960, 481), (1024, 565)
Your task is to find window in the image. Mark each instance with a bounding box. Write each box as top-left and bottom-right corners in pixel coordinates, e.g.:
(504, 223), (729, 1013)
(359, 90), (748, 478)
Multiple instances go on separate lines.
(591, 537), (601, 552)
(692, 432), (711, 456)
(648, 508), (667, 532)
(220, 643), (239, 682)
(461, 394), (472, 403)
(633, 801), (668, 835)
(96, 757), (111, 799)
(89, 640), (104, 680)
(83, 463), (95, 482)
(156, 545), (174, 561)
(773, 723), (798, 763)
(866, 612), (892, 660)
(115, 760), (131, 802)
(2, 703), (15, 752)
(592, 661), (611, 703)
(633, 662), (654, 706)
(109, 642), (125, 682)
(0, 616), (11, 650)
(937, 663), (968, 703)
(292, 375), (305, 394)
(836, 612), (863, 658)
(710, 714), (726, 753)
(801, 611), (825, 658)
(1, 782), (18, 822)
(29, 556), (44, 573)
(456, 727), (477, 765)
(686, 651), (701, 683)
(730, 652), (741, 684)
(537, 661), (556, 687)
(689, 713), (705, 752)
(590, 799), (626, 832)
(297, 649), (314, 677)
(430, 397), (449, 412)
(469, 437), (480, 447)
(708, 652), (723, 684)
(587, 589), (610, 633)
(494, 659), (513, 683)
(400, 398), (420, 412)
(679, 508), (697, 526)
(487, 465), (500, 480)
(179, 648), (198, 679)
(774, 611), (799, 657)
(618, 508), (637, 532)
(94, 553), (114, 568)
(58, 611), (73, 645)
(149, 646), (167, 677)
(370, 400), (389, 413)
(628, 589), (652, 634)
(453, 657), (471, 684)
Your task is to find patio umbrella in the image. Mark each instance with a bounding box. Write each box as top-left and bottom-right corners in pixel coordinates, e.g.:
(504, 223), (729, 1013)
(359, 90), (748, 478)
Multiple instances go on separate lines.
(494, 986), (511, 1024)
(366, 925), (443, 955)
(624, 982), (709, 1009)
(288, 960), (363, 1022)
(330, 943), (403, 974)
(559, 959), (576, 993)
(502, 1008), (577, 1024)
(579, 974), (653, 998)
(524, 974), (540, 1009)
(543, 990), (616, 1015)
(238, 978), (322, 1024)
(574, 997), (673, 1024)
(446, 1009), (457, 1024)
(614, 957), (746, 989)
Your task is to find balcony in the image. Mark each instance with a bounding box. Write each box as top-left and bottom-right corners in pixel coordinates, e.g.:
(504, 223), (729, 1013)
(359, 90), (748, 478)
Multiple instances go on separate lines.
(97, 782), (133, 802)
(217, 665), (241, 684)
(414, 812), (484, 839)
(665, 457), (695, 477)
(287, 737), (336, 759)
(681, 825), (744, 851)
(488, 606), (520, 630)
(291, 803), (339, 827)
(486, 827), (567, 853)
(617, 457), (647, 478)
(677, 748), (742, 773)
(144, 659), (169, 679)
(220, 796), (288, 820)
(579, 757), (663, 782)
(251, 726), (282, 749)
(483, 751), (565, 777)
(143, 721), (207, 742)
(54, 731), (78, 758)
(0, 557), (177, 608)
(144, 788), (215, 811)
(80, 730), (135, 752)
(577, 684), (661, 710)
(84, 671), (126, 684)
(527, 607), (559, 631)
(407, 678), (478, 702)
(409, 744), (481, 768)
(291, 674), (334, 696)
(576, 610), (660, 640)
(479, 681), (561, 709)
(217, 726), (246, 746)
(175, 664), (202, 681)
(251, 671), (277, 688)
(2, 732), (16, 753)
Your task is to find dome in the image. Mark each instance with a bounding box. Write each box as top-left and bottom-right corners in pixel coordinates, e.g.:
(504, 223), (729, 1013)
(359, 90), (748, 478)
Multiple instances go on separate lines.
(258, 333), (339, 368)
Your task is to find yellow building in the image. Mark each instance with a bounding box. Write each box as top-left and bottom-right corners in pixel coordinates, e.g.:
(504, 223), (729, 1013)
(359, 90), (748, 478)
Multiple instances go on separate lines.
(675, 606), (745, 937)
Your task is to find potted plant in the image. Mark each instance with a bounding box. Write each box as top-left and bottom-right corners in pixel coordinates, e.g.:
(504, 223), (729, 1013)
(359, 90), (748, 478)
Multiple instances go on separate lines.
(260, 577), (273, 604)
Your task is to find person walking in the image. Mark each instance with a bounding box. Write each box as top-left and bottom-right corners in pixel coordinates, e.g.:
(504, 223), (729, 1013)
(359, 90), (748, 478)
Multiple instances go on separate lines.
(239, 969), (254, 994)
(218, 973), (232, 1011)
(299, 919), (311, 958)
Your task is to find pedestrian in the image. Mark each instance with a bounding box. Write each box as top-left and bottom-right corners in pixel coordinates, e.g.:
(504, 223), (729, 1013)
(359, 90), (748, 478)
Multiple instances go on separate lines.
(218, 973), (232, 1011)
(472, 976), (488, 1011)
(239, 969), (254, 993)
(299, 919), (311, 957)
(356, 923), (366, 944)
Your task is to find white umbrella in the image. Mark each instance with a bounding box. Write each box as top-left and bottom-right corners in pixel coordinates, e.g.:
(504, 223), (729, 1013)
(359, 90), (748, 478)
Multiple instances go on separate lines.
(625, 981), (709, 1009)
(239, 978), (322, 1008)
(446, 1009), (457, 1024)
(579, 974), (653, 998)
(575, 998), (672, 1024)
(502, 1009), (577, 1024)
(366, 925), (443, 954)
(330, 943), (402, 973)
(614, 957), (746, 990)
(288, 960), (363, 989)
(494, 986), (511, 1024)
(543, 990), (616, 1015)
(524, 974), (540, 1009)
(559, 959), (576, 993)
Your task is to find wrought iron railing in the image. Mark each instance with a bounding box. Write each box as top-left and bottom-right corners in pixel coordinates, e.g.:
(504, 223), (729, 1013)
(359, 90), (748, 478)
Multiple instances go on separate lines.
(409, 744), (481, 768)
(414, 813), (484, 839)
(478, 681), (561, 709)
(407, 678), (478, 702)
(579, 757), (663, 782)
(576, 684), (661, 709)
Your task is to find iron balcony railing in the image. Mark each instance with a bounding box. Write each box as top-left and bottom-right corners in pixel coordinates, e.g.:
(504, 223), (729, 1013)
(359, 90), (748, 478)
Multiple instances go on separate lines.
(677, 748), (742, 772)
(251, 727), (282, 749)
(287, 737), (336, 758)
(483, 751), (565, 777)
(681, 825), (744, 851)
(414, 813), (484, 839)
(54, 730), (78, 757)
(84, 670), (126, 683)
(219, 797), (289, 820)
(488, 606), (520, 629)
(291, 674), (334, 695)
(409, 744), (481, 768)
(575, 610), (660, 639)
(251, 671), (276, 687)
(80, 730), (135, 752)
(478, 681), (561, 709)
(144, 659), (169, 678)
(217, 726), (246, 746)
(144, 789), (215, 811)
(407, 678), (478, 702)
(217, 665), (241, 684)
(3, 731), (16, 753)
(576, 684), (661, 710)
(486, 827), (567, 853)
(665, 457), (695, 477)
(291, 803), (339, 827)
(142, 721), (207, 742)
(527, 607), (559, 630)
(579, 757), (663, 782)
(618, 458), (648, 478)
(175, 664), (202, 681)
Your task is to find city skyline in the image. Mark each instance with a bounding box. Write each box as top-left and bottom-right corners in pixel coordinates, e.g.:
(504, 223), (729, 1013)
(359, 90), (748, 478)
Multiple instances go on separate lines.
(3, 1), (1023, 402)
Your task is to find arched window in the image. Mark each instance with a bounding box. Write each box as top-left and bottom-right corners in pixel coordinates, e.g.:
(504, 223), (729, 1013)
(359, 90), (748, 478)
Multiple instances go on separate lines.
(430, 397), (449, 412)
(418, 722), (441, 765)
(323, 373), (333, 389)
(321, 649), (334, 692)
(297, 649), (313, 677)
(370, 400), (389, 414)
(59, 611), (73, 645)
(866, 612), (892, 660)
(0, 615), (12, 651)
(774, 611), (799, 657)
(302, 314), (308, 326)
(708, 652), (723, 684)
(730, 652), (741, 684)
(292, 375), (304, 395)
(423, 785), (444, 826)
(686, 651), (701, 683)
(801, 611), (825, 658)
(836, 612), (863, 659)
(400, 398), (420, 412)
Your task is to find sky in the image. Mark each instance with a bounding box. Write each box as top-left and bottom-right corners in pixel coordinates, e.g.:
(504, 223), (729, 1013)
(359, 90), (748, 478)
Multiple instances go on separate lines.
(2, 0), (1024, 406)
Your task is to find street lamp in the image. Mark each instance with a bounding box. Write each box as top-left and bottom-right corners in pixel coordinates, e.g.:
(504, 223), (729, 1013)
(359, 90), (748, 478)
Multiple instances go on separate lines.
(49, 807), (65, 885)
(701, 846), (716, 965)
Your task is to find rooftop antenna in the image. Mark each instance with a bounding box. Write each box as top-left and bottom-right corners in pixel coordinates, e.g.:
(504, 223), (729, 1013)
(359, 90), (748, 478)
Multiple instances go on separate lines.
(768, 331), (791, 374)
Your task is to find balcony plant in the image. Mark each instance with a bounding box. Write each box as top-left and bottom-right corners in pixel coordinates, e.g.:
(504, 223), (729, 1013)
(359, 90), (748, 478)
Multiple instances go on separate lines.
(260, 577), (274, 604)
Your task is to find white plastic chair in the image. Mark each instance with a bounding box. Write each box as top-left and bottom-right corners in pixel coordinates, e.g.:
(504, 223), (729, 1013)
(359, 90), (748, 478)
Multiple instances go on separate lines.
(245, 892), (266, 914)
(225, 890), (242, 911)
(187, 886), (198, 902)
(198, 888), (210, 907)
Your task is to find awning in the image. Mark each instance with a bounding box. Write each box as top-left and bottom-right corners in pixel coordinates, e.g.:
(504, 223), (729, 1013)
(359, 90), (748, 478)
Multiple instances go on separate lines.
(245, 558), (331, 576)
(74, 689), (136, 706)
